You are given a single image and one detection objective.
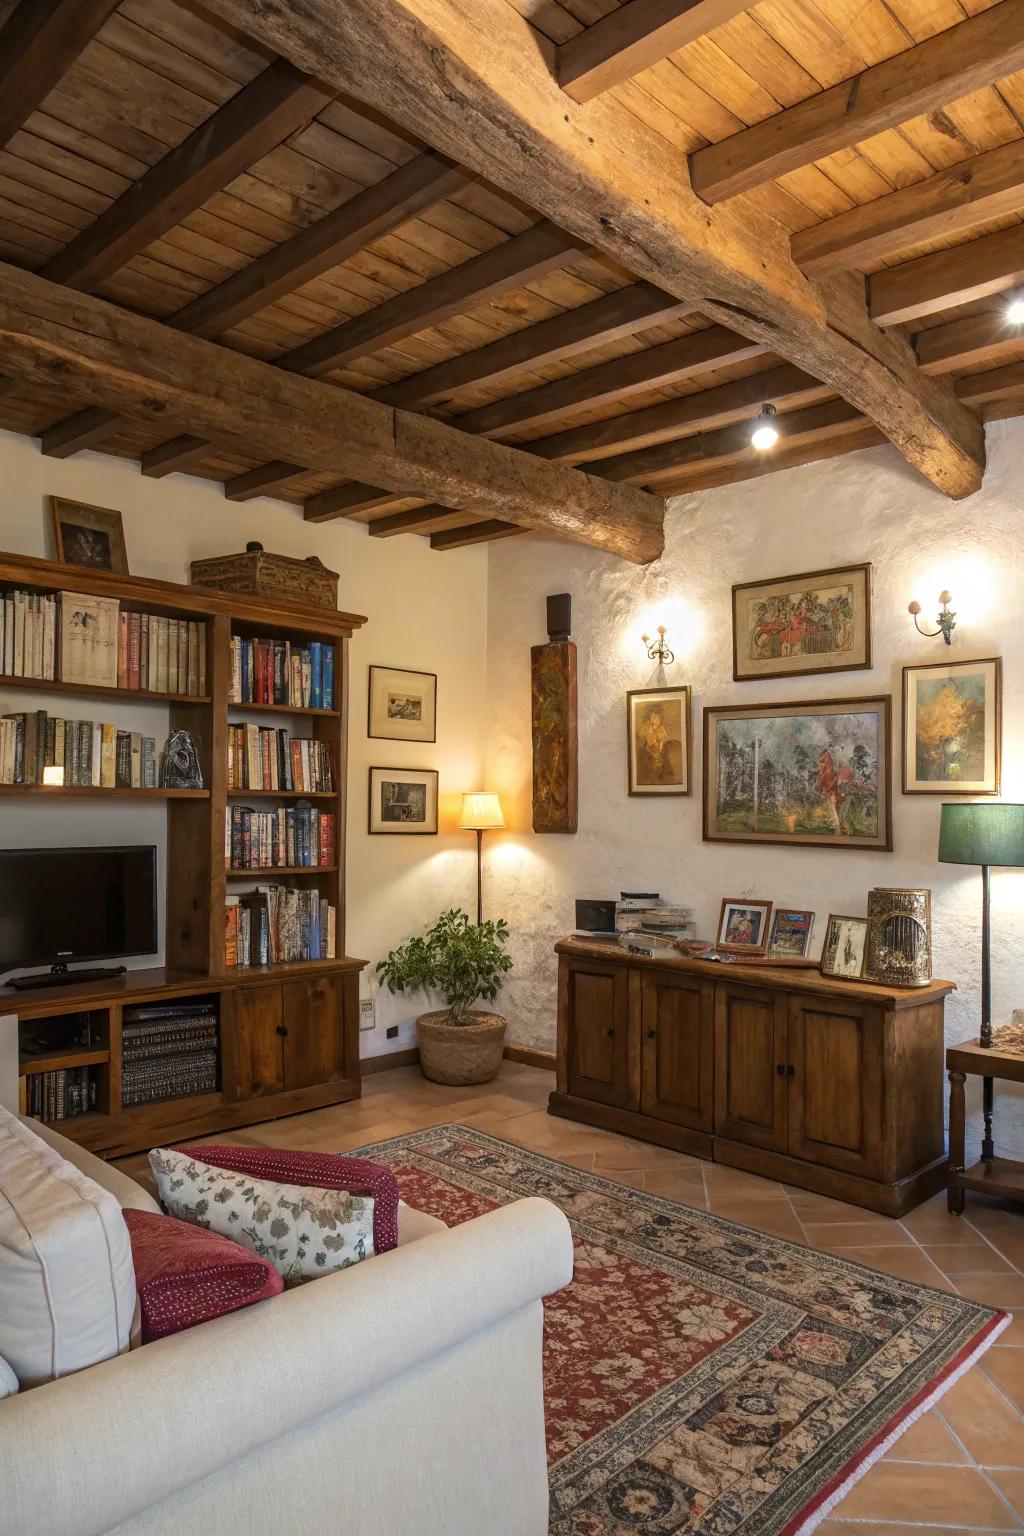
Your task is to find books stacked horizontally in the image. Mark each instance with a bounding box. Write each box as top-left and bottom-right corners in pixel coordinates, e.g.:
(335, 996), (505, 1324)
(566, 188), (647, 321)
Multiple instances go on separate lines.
(0, 711), (159, 787)
(226, 887), (336, 967)
(227, 805), (336, 869)
(117, 610), (207, 696)
(616, 892), (696, 948)
(226, 724), (333, 793)
(121, 1002), (219, 1108)
(1, 590), (57, 679)
(25, 1067), (97, 1120)
(229, 635), (334, 710)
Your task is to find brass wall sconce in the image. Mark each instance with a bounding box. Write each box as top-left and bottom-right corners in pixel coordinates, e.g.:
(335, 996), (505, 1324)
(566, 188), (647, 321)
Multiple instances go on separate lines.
(642, 625), (674, 665)
(908, 591), (956, 645)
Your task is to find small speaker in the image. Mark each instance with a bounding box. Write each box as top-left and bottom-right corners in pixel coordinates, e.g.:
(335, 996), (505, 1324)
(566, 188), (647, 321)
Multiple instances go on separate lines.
(575, 898), (617, 934)
(547, 592), (571, 641)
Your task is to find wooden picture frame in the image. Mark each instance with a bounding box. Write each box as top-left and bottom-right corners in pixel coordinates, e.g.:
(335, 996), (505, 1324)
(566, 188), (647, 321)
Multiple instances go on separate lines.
(368, 665), (437, 743)
(768, 907), (815, 960)
(368, 766), (438, 835)
(716, 897), (773, 955)
(626, 685), (692, 795)
(703, 696), (893, 852)
(820, 914), (869, 979)
(50, 497), (129, 575)
(902, 657), (1001, 796)
(732, 563), (871, 682)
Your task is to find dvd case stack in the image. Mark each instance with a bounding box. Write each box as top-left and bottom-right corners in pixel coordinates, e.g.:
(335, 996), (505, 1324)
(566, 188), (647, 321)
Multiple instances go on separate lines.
(225, 886), (336, 967)
(229, 635), (334, 709)
(121, 1001), (219, 1107)
(226, 805), (336, 869)
(25, 1067), (98, 1120)
(226, 725), (333, 793)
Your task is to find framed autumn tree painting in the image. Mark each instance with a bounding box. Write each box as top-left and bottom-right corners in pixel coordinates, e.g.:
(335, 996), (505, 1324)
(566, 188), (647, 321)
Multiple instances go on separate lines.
(903, 658), (1001, 795)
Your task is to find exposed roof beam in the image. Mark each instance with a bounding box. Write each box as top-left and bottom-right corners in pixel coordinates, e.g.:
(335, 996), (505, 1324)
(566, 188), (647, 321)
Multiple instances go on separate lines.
(369, 506), (472, 536)
(40, 404), (128, 459)
(793, 141), (1024, 276)
(0, 0), (120, 148)
(556, 0), (751, 103)
(916, 311), (1024, 374)
(0, 263), (663, 563)
(957, 358), (1024, 410)
(870, 227), (1024, 326)
(430, 519), (525, 548)
(304, 483), (400, 520)
(198, 0), (983, 498)
(659, 423), (887, 494)
(690, 0), (1024, 204)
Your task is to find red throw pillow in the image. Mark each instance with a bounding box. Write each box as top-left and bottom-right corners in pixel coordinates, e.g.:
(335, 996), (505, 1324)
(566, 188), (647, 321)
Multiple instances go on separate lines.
(124, 1209), (283, 1343)
(173, 1145), (400, 1255)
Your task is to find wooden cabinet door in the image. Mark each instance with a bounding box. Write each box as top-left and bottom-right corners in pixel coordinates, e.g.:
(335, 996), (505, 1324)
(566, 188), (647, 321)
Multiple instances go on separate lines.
(224, 985), (286, 1100)
(714, 981), (789, 1152)
(787, 994), (885, 1178)
(282, 976), (346, 1091)
(565, 957), (636, 1110)
(640, 970), (713, 1130)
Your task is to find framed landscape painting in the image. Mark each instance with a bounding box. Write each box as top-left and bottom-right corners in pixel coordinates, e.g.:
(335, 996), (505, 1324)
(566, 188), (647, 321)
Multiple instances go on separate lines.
(368, 665), (437, 743)
(703, 696), (892, 851)
(626, 685), (691, 795)
(368, 767), (438, 835)
(903, 657), (1001, 795)
(732, 564), (871, 681)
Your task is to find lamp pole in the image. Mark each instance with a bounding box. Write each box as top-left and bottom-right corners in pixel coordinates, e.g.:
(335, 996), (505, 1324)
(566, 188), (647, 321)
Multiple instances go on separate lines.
(475, 829), (483, 927)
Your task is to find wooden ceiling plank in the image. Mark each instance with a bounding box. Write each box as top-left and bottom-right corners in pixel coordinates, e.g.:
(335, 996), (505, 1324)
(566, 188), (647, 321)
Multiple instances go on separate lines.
(915, 311), (1024, 374)
(304, 482), (400, 519)
(689, 0), (1024, 204)
(658, 422), (888, 494)
(0, 0), (121, 149)
(224, 460), (306, 499)
(368, 504), (473, 534)
(556, 0), (753, 103)
(955, 358), (1024, 406)
(0, 262), (663, 562)
(429, 519), (525, 547)
(40, 402), (125, 458)
(869, 226), (1024, 326)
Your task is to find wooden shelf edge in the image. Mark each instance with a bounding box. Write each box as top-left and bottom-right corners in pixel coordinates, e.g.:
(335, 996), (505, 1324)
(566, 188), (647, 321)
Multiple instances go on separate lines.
(228, 699), (339, 717)
(226, 865), (338, 877)
(20, 1047), (110, 1074)
(0, 674), (211, 705)
(227, 788), (337, 799)
(0, 785), (210, 798)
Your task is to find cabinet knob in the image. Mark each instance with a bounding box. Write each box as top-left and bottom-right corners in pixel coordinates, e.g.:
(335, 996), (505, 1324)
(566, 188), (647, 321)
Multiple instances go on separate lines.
(276, 1025), (289, 1037)
(647, 1029), (656, 1040)
(606, 1027), (614, 1038)
(776, 1062), (795, 1078)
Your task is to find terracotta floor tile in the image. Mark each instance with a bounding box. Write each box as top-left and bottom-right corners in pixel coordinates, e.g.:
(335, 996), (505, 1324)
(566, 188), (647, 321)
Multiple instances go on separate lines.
(788, 1190), (892, 1222)
(939, 1360), (1024, 1464)
(989, 1470), (1024, 1519)
(925, 1244), (1017, 1277)
(802, 1219), (915, 1249)
(823, 1524), (988, 1536)
(831, 1460), (1021, 1527)
(702, 1164), (788, 1200)
(884, 1409), (971, 1464)
(981, 1348), (1024, 1414)
(704, 1198), (808, 1241)
(642, 1167), (707, 1204)
(824, 1245), (955, 1288)
(591, 1140), (705, 1173)
(599, 1167), (647, 1190)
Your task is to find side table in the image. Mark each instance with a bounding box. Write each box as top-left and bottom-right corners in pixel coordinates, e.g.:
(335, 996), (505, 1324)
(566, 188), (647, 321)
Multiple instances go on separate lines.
(947, 1037), (1024, 1213)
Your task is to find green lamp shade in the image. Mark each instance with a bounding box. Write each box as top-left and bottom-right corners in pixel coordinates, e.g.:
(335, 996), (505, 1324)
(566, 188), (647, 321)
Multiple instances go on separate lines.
(938, 802), (1024, 867)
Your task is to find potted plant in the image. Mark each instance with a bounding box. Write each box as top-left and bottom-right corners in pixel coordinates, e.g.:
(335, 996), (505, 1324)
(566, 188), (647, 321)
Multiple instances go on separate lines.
(376, 908), (513, 1085)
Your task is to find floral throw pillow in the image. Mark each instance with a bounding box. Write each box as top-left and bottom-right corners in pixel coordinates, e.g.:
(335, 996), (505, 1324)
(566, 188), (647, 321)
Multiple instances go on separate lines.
(149, 1148), (377, 1287)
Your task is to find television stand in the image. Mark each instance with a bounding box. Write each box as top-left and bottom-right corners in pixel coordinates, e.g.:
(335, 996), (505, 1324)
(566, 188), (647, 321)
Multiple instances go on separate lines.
(7, 963), (128, 992)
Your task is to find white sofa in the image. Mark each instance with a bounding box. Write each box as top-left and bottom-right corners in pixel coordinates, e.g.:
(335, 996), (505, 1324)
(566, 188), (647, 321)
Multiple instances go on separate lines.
(0, 1037), (574, 1536)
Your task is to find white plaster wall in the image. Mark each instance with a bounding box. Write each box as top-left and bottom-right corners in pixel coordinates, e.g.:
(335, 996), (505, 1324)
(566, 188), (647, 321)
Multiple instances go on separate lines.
(0, 429), (488, 1058)
(484, 420), (1024, 1083)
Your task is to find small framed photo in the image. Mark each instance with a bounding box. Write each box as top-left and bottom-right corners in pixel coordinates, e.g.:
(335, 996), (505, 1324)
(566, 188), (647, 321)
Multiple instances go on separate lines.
(50, 497), (128, 574)
(820, 915), (869, 978)
(902, 657), (1001, 795)
(626, 685), (691, 795)
(368, 766), (438, 835)
(368, 665), (437, 743)
(768, 908), (815, 960)
(716, 898), (773, 955)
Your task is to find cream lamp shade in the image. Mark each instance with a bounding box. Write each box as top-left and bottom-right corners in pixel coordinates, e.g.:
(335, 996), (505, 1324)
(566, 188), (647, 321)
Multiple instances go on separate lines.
(461, 792), (505, 831)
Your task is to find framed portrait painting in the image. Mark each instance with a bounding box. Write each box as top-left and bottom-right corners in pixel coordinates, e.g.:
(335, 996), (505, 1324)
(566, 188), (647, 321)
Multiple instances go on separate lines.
(820, 915), (869, 979)
(368, 767), (438, 835)
(368, 666), (437, 743)
(903, 657), (1001, 795)
(703, 696), (892, 851)
(732, 564), (870, 682)
(50, 497), (129, 575)
(626, 685), (691, 795)
(716, 898), (772, 955)
(768, 908), (815, 959)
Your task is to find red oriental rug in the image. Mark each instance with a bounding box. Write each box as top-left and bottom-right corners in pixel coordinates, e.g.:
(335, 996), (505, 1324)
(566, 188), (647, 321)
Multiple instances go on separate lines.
(357, 1125), (1010, 1536)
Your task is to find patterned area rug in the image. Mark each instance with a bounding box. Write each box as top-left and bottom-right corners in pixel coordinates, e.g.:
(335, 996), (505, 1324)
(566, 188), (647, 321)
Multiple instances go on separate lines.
(357, 1124), (1009, 1536)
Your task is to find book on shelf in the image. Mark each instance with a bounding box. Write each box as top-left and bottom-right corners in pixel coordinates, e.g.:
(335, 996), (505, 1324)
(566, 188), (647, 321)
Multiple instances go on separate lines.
(229, 635), (334, 709)
(226, 724), (334, 793)
(124, 610), (206, 695)
(225, 887), (336, 966)
(226, 804), (336, 869)
(26, 1065), (98, 1121)
(0, 590), (57, 680)
(120, 1001), (219, 1107)
(0, 710), (160, 786)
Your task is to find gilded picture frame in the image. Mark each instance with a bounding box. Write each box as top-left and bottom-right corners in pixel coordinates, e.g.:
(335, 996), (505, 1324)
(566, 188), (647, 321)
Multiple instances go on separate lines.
(50, 496), (129, 576)
(732, 563), (871, 682)
(626, 685), (692, 796)
(902, 657), (1001, 796)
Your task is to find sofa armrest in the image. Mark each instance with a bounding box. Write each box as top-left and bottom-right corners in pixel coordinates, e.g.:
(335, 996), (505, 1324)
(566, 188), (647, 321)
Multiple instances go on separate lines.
(0, 1197), (573, 1536)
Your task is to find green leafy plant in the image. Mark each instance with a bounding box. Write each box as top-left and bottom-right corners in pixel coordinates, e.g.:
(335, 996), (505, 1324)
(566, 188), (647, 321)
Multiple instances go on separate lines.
(376, 908), (513, 1025)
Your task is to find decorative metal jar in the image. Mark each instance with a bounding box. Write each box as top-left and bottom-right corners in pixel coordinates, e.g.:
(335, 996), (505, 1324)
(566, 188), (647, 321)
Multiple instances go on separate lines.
(866, 887), (932, 987)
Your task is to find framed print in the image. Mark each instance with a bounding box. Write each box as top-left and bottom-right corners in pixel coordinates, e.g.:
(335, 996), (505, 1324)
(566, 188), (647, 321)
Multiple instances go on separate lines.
(703, 696), (892, 851)
(626, 685), (691, 795)
(768, 908), (815, 959)
(902, 657), (1001, 795)
(368, 665), (437, 743)
(50, 497), (128, 575)
(732, 564), (870, 682)
(368, 767), (438, 835)
(716, 897), (772, 955)
(820, 914), (869, 979)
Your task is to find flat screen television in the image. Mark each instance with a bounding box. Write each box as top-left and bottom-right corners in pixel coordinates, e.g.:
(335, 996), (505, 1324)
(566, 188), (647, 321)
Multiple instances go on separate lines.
(0, 845), (157, 987)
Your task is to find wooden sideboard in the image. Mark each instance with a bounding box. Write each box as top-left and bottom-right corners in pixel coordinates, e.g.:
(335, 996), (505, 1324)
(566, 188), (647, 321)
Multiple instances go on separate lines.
(550, 937), (956, 1215)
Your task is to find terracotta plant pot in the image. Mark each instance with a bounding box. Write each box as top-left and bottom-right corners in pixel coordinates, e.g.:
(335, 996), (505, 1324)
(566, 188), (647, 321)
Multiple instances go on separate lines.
(416, 1009), (507, 1085)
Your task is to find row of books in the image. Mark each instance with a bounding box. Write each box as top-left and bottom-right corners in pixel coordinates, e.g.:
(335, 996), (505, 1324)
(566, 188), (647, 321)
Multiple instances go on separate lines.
(229, 636), (334, 710)
(1, 590), (57, 679)
(25, 1066), (98, 1121)
(226, 887), (336, 967)
(0, 711), (161, 787)
(226, 724), (334, 794)
(121, 1002), (218, 1108)
(117, 610), (207, 697)
(226, 805), (336, 870)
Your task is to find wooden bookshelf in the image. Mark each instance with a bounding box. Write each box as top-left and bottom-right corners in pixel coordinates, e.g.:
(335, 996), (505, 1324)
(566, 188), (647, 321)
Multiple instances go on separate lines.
(226, 865), (338, 878)
(0, 784), (209, 799)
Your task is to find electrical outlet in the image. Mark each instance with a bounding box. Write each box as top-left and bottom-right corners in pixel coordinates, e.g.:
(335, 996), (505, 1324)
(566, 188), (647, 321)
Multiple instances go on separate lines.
(386, 1025), (399, 1040)
(359, 998), (375, 1032)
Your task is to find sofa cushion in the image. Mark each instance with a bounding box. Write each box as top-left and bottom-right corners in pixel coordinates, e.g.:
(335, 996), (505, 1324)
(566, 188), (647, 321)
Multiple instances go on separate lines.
(123, 1208), (283, 1341)
(0, 1354), (17, 1398)
(25, 1116), (160, 1213)
(0, 1105), (135, 1386)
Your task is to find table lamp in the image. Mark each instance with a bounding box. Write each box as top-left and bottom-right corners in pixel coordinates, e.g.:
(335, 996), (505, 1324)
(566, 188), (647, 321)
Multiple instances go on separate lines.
(461, 792), (505, 924)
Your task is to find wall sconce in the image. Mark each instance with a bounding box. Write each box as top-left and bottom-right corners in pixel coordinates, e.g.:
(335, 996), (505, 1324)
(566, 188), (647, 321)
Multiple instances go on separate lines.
(908, 591), (956, 645)
(642, 625), (674, 665)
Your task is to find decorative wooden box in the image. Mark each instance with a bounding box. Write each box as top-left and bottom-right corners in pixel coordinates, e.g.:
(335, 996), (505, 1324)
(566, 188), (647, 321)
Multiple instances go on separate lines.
(191, 543), (339, 610)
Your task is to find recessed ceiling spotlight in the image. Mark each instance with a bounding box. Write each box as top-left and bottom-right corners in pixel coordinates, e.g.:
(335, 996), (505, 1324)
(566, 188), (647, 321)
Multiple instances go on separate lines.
(1006, 293), (1024, 324)
(750, 403), (779, 451)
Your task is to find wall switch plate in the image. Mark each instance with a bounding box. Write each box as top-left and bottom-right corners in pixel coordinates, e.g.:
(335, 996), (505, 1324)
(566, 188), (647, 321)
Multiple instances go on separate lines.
(386, 1025), (399, 1040)
(359, 998), (375, 1032)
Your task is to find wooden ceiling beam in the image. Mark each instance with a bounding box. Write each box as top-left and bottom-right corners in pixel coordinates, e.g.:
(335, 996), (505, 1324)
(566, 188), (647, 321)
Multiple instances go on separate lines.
(658, 423), (887, 495)
(556, 0), (751, 103)
(368, 506), (471, 536)
(870, 227), (1024, 326)
(197, 0), (983, 499)
(0, 263), (663, 563)
(430, 520), (525, 548)
(0, 0), (120, 148)
(956, 359), (1024, 409)
(915, 311), (1024, 374)
(690, 0), (1024, 204)
(304, 484), (400, 520)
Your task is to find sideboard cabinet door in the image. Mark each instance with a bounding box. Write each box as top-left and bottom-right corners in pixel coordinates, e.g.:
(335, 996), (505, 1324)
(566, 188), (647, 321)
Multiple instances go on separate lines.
(787, 994), (885, 1179)
(223, 985), (286, 1100)
(282, 976), (346, 1092)
(714, 982), (789, 1152)
(640, 971), (713, 1131)
(564, 957), (636, 1110)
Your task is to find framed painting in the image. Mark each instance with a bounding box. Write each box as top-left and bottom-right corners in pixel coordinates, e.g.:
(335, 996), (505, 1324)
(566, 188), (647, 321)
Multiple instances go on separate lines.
(368, 767), (438, 835)
(703, 696), (892, 851)
(903, 657), (1001, 795)
(768, 907), (815, 959)
(732, 564), (871, 681)
(50, 496), (129, 575)
(626, 685), (691, 795)
(368, 665), (437, 743)
(820, 915), (869, 979)
(716, 897), (772, 955)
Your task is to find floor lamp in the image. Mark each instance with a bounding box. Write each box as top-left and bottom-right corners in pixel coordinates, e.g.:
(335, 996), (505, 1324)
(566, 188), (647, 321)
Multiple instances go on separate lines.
(461, 792), (505, 925)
